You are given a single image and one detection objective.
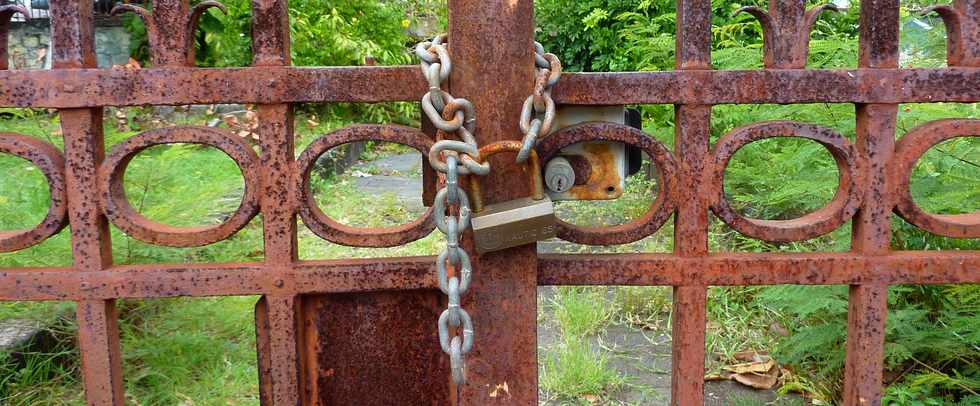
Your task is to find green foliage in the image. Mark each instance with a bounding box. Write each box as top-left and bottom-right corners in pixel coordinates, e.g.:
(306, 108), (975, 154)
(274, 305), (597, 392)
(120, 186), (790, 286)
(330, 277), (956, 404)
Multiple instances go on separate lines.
(535, 0), (679, 72)
(194, 0), (414, 67)
(535, 0), (858, 73)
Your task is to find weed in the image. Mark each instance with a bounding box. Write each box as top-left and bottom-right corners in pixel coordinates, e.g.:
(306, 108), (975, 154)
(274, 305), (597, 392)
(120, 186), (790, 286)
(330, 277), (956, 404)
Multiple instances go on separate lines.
(612, 287), (671, 330)
(540, 336), (626, 404)
(551, 287), (613, 338)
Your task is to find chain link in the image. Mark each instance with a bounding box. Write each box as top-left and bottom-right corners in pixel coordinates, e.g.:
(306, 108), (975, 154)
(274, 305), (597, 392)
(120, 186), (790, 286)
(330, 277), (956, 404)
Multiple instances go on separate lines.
(517, 43), (562, 163)
(418, 34), (482, 386)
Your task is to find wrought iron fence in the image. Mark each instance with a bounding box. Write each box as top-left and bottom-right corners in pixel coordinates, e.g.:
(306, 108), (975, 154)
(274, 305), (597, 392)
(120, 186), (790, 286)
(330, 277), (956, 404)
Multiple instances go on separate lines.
(0, 0), (977, 404)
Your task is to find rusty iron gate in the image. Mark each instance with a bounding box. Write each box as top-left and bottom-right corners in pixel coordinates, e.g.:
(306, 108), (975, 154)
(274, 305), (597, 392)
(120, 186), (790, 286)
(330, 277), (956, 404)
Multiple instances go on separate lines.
(0, 0), (978, 404)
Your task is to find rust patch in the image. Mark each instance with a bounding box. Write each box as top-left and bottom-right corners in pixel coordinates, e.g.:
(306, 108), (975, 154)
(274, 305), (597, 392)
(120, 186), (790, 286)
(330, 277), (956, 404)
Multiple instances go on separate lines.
(562, 142), (623, 200)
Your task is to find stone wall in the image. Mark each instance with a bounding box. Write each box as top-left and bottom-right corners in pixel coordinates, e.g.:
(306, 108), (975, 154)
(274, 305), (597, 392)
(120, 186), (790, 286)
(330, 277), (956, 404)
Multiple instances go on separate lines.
(6, 21), (130, 69)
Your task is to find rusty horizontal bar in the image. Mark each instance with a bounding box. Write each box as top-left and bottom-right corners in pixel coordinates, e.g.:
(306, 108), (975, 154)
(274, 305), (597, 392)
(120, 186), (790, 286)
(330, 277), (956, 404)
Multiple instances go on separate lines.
(0, 67), (978, 108)
(0, 251), (975, 301)
(554, 68), (980, 105)
(0, 257), (435, 300)
(0, 66), (426, 107)
(538, 251), (980, 286)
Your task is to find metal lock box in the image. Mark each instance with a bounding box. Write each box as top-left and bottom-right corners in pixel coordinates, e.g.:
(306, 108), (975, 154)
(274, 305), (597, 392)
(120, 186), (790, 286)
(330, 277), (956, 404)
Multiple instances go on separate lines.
(469, 142), (556, 254)
(471, 196), (556, 253)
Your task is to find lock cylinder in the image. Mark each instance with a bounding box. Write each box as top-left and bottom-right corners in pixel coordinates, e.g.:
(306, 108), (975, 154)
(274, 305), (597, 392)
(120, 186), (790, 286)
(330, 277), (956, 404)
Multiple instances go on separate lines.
(544, 157), (575, 193)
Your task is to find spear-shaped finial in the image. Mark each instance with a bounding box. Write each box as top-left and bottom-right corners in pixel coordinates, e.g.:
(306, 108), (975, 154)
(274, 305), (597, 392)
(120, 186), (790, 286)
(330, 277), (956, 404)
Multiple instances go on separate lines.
(112, 0), (227, 67)
(734, 0), (840, 68)
(922, 0), (979, 67)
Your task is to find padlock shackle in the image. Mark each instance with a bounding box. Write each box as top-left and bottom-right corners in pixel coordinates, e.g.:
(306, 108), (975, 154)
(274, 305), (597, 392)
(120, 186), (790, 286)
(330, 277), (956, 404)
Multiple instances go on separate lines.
(469, 141), (545, 213)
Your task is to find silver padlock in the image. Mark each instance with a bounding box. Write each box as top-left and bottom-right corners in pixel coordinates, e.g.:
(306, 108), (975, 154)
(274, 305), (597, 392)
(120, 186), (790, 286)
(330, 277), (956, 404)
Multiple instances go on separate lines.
(469, 142), (556, 254)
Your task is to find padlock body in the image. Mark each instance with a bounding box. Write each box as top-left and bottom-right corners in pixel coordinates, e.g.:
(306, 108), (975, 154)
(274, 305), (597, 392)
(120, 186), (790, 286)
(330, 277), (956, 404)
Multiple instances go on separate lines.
(471, 196), (556, 253)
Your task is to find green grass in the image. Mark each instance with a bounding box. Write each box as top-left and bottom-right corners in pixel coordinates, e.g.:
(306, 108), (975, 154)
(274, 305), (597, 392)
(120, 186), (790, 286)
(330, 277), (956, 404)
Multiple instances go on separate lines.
(0, 310), (80, 405)
(540, 336), (626, 404)
(551, 287), (613, 338)
(612, 287), (671, 330)
(119, 297), (260, 406)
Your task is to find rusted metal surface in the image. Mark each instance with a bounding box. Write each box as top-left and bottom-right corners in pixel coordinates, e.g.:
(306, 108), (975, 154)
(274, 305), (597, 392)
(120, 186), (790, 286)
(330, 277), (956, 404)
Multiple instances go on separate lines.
(709, 121), (863, 242)
(734, 1), (839, 69)
(924, 0), (979, 67)
(1, 252), (979, 301)
(670, 2), (712, 404)
(0, 134), (67, 252)
(49, 1), (125, 404)
(98, 126), (262, 247)
(3, 67), (980, 107)
(302, 291), (449, 405)
(894, 119), (980, 238)
(538, 122), (677, 245)
(845, 2), (900, 404)
(111, 0), (227, 67)
(469, 140), (545, 212)
(0, 0), (975, 404)
(296, 125), (436, 247)
(0, 4), (28, 71)
(447, 0), (540, 402)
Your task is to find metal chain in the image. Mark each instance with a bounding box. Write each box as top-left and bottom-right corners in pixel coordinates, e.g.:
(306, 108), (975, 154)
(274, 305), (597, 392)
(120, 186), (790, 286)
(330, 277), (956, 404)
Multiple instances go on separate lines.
(417, 34), (482, 386)
(417, 36), (560, 388)
(517, 42), (562, 163)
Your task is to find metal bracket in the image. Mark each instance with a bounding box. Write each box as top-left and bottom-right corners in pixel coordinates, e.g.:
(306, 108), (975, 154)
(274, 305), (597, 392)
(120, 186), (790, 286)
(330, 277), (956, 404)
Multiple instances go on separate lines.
(542, 105), (641, 201)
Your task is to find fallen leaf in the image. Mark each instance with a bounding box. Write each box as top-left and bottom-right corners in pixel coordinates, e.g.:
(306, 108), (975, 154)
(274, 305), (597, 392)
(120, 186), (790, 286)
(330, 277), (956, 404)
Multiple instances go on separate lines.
(222, 114), (239, 127)
(732, 371), (778, 389)
(733, 350), (769, 362)
(723, 358), (775, 375)
(704, 373), (731, 381)
(488, 381), (510, 398)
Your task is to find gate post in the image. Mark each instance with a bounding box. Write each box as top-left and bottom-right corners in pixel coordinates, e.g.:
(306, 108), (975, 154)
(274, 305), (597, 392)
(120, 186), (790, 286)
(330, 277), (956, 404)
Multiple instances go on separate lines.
(448, 0), (540, 402)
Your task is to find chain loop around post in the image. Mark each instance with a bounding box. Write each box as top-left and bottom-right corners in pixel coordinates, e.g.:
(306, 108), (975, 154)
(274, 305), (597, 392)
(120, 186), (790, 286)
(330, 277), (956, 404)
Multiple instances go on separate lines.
(419, 36), (562, 389)
(418, 34), (482, 386)
(517, 42), (562, 164)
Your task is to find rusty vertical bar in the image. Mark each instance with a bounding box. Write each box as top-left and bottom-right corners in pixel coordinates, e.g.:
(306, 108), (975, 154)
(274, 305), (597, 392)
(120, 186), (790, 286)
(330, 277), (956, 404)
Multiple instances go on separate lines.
(150, 0), (192, 66)
(448, 0), (538, 403)
(50, 1), (125, 405)
(671, 0), (711, 404)
(421, 113), (437, 207)
(250, 1), (302, 405)
(845, 0), (899, 405)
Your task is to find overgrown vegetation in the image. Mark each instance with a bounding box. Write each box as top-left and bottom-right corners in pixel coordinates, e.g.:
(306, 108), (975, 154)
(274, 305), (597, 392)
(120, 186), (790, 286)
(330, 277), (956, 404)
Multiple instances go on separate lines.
(535, 0), (979, 404)
(0, 0), (976, 404)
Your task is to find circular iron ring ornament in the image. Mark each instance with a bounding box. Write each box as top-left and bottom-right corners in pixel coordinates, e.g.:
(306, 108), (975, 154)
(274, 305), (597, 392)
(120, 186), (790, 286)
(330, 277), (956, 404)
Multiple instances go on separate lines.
(894, 119), (980, 238)
(0, 134), (68, 252)
(296, 124), (436, 247)
(709, 121), (863, 242)
(98, 126), (261, 247)
(536, 122), (677, 245)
